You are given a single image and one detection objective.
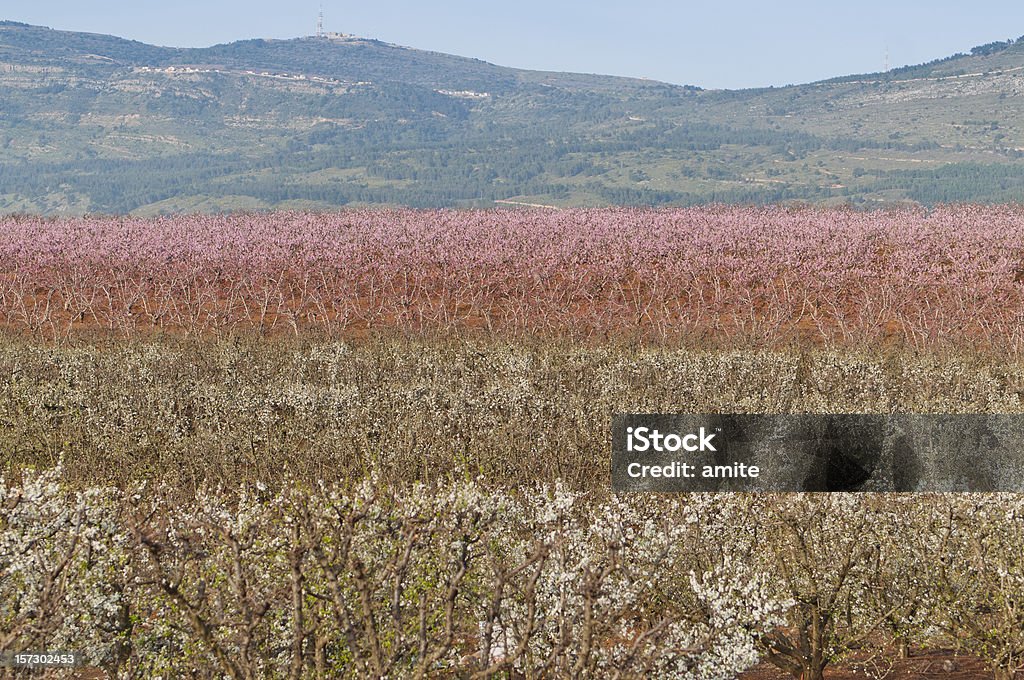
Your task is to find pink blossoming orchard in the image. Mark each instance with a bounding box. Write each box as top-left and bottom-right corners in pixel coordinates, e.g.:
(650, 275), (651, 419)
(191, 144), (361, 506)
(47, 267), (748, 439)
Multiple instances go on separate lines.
(1, 205), (1023, 349)
(2, 207), (1024, 679)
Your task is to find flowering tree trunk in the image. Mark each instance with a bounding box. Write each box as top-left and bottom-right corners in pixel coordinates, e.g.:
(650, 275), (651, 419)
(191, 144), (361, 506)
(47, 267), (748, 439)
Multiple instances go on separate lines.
(760, 607), (829, 680)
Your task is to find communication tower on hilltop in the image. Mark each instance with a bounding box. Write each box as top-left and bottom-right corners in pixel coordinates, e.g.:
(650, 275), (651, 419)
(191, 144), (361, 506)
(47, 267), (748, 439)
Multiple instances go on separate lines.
(317, 5), (324, 38)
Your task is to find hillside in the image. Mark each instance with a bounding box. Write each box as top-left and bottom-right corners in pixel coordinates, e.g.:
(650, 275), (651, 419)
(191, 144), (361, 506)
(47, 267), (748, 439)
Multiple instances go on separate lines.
(2, 20), (1024, 213)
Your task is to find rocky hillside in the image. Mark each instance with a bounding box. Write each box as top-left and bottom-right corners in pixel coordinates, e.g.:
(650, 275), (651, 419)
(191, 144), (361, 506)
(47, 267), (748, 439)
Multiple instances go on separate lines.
(2, 20), (1024, 213)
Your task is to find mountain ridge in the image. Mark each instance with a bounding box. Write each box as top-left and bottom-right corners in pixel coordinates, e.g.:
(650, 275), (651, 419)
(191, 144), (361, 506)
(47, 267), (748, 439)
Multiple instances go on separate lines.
(2, 20), (1024, 214)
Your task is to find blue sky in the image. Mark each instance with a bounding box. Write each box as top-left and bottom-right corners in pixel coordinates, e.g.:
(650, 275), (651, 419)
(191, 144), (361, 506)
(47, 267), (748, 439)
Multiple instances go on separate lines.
(5, 2), (1024, 89)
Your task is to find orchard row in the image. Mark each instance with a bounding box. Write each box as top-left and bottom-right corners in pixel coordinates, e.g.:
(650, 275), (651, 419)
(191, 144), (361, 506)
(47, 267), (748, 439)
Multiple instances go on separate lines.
(5, 337), (1021, 489)
(4, 469), (1023, 679)
(3, 206), (1024, 348)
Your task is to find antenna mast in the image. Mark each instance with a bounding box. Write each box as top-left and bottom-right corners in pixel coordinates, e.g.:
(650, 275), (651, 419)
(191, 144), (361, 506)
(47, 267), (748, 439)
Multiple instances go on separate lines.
(317, 5), (324, 38)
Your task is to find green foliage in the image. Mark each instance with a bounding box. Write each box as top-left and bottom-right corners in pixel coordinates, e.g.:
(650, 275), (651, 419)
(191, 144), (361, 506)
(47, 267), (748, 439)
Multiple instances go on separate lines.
(3, 21), (1024, 212)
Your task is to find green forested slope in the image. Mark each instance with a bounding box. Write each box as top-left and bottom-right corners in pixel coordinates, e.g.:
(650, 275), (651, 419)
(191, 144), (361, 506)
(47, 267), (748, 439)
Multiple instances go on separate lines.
(3, 20), (1024, 213)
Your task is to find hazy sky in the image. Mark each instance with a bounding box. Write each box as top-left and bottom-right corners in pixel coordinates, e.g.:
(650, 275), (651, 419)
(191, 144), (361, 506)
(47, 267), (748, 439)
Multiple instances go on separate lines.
(5, 2), (1024, 89)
